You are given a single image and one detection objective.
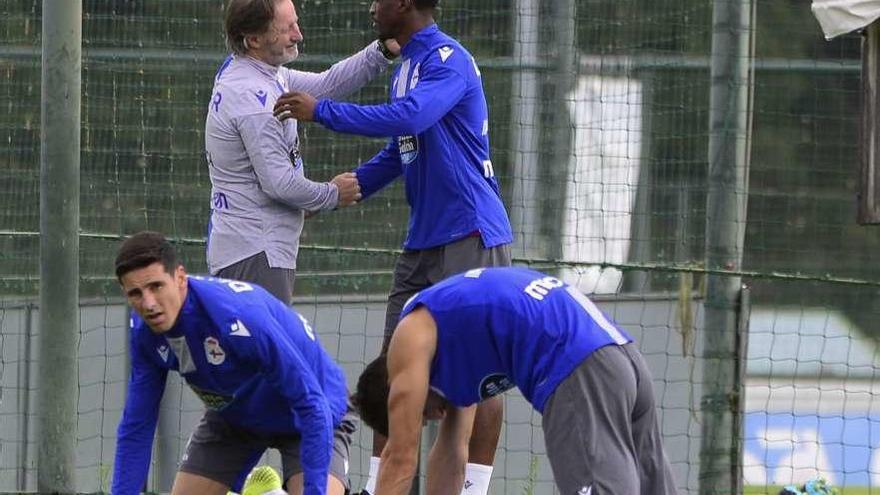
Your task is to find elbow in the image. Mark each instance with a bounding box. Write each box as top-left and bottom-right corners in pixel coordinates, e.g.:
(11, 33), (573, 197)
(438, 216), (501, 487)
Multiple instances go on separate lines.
(262, 184), (329, 210)
(380, 101), (433, 136)
(261, 188), (288, 205)
(263, 189), (289, 204)
(393, 109), (433, 136)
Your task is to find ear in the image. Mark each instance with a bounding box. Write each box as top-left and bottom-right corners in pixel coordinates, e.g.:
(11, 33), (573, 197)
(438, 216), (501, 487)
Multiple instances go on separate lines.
(174, 265), (187, 289)
(244, 33), (261, 51)
(399, 0), (415, 12)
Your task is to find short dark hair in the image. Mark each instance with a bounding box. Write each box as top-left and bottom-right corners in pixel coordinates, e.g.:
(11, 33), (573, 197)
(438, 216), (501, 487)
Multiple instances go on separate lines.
(115, 231), (179, 280)
(225, 0), (279, 55)
(414, 0), (439, 10)
(353, 355), (391, 438)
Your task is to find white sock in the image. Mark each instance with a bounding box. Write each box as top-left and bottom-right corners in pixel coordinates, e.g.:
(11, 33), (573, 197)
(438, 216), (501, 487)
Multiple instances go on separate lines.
(461, 462), (493, 495)
(363, 456), (381, 494)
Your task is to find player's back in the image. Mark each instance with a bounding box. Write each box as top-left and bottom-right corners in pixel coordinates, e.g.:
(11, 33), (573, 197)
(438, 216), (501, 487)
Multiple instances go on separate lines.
(401, 267), (633, 412)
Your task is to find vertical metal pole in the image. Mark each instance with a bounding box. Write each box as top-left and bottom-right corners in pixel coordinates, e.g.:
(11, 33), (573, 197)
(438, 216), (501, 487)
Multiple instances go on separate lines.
(19, 304), (34, 490)
(509, 0), (541, 260)
(38, 0), (81, 492)
(546, 0), (576, 263)
(859, 22), (880, 224)
(700, 0), (752, 492)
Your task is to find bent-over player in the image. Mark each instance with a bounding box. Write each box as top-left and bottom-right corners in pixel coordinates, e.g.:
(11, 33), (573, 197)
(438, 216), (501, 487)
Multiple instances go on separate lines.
(354, 267), (678, 495)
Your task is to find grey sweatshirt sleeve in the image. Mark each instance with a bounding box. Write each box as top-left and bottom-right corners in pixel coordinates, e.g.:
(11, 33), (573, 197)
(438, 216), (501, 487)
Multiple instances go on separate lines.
(285, 42), (389, 99)
(237, 112), (339, 211)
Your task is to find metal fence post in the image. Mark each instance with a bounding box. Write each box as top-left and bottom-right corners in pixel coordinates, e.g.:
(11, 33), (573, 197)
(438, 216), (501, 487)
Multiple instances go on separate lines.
(700, 0), (753, 492)
(38, 0), (82, 492)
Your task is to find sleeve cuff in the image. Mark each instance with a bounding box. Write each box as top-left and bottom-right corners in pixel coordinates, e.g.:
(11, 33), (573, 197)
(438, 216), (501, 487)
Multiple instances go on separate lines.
(313, 99), (330, 127)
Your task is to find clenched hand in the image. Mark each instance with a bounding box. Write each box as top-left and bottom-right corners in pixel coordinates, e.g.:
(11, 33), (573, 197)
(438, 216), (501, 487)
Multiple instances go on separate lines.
(331, 172), (361, 207)
(274, 92), (317, 122)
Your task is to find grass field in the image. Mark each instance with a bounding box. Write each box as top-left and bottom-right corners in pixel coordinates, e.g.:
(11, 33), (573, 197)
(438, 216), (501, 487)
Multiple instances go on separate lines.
(745, 486), (871, 494)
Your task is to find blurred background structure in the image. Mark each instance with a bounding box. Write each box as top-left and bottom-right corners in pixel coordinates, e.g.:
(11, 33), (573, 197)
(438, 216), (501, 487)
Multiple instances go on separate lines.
(2, 0), (880, 493)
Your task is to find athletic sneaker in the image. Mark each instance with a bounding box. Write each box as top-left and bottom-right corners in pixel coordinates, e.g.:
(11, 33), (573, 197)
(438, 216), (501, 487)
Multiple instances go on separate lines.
(242, 465), (285, 495)
(779, 477), (838, 495)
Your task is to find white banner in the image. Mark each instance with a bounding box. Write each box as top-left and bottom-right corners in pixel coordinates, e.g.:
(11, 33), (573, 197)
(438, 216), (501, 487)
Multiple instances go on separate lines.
(812, 0), (880, 39)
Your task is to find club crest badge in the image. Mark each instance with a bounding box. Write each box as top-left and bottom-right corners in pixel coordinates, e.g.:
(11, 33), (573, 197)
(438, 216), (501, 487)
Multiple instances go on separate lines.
(398, 134), (419, 165)
(204, 337), (226, 365)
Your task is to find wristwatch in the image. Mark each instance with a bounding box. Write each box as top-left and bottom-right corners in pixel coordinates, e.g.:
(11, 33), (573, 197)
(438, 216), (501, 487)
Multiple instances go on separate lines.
(377, 39), (397, 60)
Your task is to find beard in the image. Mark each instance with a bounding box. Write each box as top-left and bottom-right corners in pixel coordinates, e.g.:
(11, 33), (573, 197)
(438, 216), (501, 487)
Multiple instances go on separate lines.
(278, 45), (299, 65)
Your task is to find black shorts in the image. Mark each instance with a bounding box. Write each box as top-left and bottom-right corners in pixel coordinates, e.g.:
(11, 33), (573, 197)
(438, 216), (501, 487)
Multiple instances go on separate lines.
(179, 406), (358, 489)
(381, 235), (512, 351)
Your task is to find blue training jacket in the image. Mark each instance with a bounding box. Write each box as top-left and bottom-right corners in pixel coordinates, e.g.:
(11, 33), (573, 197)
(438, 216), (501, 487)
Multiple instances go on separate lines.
(111, 276), (348, 495)
(313, 24), (513, 250)
(399, 267), (634, 413)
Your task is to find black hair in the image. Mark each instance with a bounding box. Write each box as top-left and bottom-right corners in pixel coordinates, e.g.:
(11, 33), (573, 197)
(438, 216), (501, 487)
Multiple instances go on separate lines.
(225, 0), (278, 54)
(414, 0), (440, 9)
(353, 355), (391, 438)
(114, 231), (179, 280)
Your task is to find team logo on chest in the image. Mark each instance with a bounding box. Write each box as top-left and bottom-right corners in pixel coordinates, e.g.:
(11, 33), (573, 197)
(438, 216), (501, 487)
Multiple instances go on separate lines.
(157, 344), (169, 362)
(398, 134), (419, 165)
(204, 337), (226, 365)
(254, 89), (268, 107)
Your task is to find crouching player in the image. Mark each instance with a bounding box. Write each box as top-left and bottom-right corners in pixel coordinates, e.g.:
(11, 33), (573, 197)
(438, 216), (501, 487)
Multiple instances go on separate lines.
(111, 231), (355, 495)
(354, 267), (678, 495)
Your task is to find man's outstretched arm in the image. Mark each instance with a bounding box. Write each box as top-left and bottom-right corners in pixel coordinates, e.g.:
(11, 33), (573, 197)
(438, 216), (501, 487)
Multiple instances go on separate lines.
(376, 308), (439, 495)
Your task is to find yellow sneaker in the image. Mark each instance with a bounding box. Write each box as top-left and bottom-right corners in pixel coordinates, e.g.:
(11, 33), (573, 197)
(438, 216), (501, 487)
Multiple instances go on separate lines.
(241, 465), (283, 495)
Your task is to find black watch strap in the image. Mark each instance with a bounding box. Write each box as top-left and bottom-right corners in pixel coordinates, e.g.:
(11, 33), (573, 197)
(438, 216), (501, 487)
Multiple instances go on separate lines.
(377, 39), (397, 60)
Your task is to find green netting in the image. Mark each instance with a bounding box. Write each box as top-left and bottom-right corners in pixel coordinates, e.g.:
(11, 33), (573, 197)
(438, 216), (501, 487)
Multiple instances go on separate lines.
(2, 0), (880, 493)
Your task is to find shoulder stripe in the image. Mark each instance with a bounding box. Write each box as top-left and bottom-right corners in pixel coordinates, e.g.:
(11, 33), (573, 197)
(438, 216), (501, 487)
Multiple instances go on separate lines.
(565, 286), (629, 345)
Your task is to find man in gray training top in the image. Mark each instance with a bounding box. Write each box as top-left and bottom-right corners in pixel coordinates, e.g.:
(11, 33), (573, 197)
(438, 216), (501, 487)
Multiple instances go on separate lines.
(205, 0), (399, 304)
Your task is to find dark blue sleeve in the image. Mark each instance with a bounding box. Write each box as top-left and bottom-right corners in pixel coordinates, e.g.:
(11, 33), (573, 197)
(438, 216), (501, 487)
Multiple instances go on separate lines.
(235, 312), (335, 495)
(354, 140), (402, 200)
(111, 333), (168, 495)
(313, 54), (468, 137)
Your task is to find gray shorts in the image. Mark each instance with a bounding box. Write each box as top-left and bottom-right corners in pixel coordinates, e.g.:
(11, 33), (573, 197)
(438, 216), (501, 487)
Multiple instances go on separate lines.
(179, 407), (358, 489)
(542, 343), (677, 495)
(382, 235), (511, 350)
(214, 251), (295, 305)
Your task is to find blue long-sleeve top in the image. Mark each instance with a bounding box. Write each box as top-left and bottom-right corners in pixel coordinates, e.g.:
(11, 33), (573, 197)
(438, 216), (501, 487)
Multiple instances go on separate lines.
(111, 276), (348, 495)
(313, 24), (513, 250)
